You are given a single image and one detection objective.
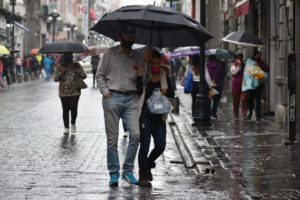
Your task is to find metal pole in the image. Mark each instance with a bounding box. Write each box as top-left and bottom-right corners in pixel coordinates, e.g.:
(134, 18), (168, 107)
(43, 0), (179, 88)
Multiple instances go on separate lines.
(11, 0), (15, 83)
(193, 0), (211, 126)
(52, 17), (56, 42)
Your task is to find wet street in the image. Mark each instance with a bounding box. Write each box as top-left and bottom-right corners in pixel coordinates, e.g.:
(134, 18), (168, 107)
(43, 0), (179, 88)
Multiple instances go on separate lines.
(0, 76), (245, 200)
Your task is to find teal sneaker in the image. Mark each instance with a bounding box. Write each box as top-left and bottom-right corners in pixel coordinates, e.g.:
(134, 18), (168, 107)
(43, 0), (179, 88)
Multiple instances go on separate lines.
(122, 172), (138, 185)
(109, 175), (119, 187)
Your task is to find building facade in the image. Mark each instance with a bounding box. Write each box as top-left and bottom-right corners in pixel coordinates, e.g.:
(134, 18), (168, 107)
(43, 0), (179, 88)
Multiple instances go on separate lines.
(183, 0), (299, 132)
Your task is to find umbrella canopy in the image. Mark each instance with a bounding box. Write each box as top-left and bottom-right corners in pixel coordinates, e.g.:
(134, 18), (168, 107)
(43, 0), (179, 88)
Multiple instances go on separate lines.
(222, 31), (263, 47)
(0, 45), (10, 55)
(39, 42), (88, 53)
(206, 48), (235, 60)
(90, 5), (213, 48)
(30, 48), (40, 55)
(171, 46), (201, 57)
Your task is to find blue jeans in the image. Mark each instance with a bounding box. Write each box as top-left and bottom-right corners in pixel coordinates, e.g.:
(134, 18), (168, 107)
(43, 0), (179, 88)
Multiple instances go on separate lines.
(102, 93), (140, 176)
(138, 109), (166, 170)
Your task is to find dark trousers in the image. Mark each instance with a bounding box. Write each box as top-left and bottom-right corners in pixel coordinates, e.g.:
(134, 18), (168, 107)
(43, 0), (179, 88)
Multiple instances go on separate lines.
(232, 89), (248, 119)
(92, 72), (96, 88)
(60, 95), (80, 128)
(138, 110), (166, 170)
(247, 84), (264, 120)
(211, 86), (222, 116)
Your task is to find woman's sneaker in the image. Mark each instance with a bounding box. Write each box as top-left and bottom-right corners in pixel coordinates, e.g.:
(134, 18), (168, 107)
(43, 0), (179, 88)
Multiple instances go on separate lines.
(71, 125), (76, 133)
(64, 128), (69, 135)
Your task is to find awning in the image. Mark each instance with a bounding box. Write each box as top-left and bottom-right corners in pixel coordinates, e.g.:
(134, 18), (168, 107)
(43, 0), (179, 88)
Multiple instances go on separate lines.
(14, 21), (30, 32)
(235, 0), (250, 17)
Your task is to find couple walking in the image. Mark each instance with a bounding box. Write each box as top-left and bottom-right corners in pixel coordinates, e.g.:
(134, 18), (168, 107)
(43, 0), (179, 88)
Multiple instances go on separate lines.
(96, 25), (171, 187)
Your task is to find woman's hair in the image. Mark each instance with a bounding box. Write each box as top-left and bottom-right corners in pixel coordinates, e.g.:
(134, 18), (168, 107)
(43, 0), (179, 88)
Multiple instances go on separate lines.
(151, 49), (162, 59)
(63, 53), (73, 64)
(235, 53), (244, 60)
(191, 54), (200, 65)
(252, 51), (261, 59)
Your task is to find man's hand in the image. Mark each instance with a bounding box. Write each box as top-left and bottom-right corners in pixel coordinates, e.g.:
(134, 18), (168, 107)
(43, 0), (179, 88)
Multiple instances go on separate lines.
(104, 91), (112, 98)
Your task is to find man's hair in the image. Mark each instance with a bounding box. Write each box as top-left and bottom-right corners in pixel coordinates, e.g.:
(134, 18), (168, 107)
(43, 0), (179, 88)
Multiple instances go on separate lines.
(119, 24), (135, 37)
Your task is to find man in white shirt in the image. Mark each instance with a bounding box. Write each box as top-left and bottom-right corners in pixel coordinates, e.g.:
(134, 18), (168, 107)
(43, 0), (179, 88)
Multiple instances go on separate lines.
(96, 24), (144, 186)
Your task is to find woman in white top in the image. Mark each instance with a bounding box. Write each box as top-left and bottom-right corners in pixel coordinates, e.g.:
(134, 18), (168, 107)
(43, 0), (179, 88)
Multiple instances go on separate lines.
(185, 55), (212, 121)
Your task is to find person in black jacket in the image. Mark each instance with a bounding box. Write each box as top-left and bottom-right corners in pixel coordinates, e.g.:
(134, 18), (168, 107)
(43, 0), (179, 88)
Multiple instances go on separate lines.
(138, 49), (173, 187)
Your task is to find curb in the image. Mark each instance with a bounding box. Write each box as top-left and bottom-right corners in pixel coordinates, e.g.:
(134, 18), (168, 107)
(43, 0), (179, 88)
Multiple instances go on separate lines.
(168, 112), (215, 174)
(168, 114), (196, 168)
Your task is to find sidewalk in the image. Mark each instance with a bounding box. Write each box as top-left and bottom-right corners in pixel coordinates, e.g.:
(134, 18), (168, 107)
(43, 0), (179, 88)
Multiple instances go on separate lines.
(174, 85), (300, 199)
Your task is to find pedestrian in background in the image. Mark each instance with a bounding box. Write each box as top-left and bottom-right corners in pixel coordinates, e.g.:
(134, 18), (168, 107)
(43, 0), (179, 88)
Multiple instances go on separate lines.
(22, 55), (30, 81)
(184, 54), (212, 122)
(244, 51), (269, 121)
(230, 53), (247, 120)
(43, 55), (54, 81)
(91, 54), (100, 88)
(96, 24), (144, 186)
(30, 55), (38, 80)
(206, 55), (225, 119)
(15, 54), (22, 75)
(0, 57), (4, 88)
(54, 53), (87, 135)
(138, 49), (173, 187)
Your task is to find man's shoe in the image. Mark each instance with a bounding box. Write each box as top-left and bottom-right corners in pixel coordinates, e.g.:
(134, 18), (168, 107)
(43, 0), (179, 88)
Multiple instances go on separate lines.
(122, 172), (138, 185)
(109, 175), (119, 187)
(71, 124), (76, 133)
(64, 128), (69, 135)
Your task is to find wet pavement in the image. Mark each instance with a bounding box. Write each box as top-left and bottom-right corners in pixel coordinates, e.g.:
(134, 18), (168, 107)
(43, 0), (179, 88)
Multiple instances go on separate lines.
(176, 85), (300, 200)
(0, 76), (246, 200)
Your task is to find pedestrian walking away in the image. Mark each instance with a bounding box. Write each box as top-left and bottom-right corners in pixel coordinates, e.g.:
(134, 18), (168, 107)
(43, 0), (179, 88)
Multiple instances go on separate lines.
(138, 49), (173, 187)
(43, 55), (54, 81)
(230, 53), (247, 120)
(0, 57), (4, 88)
(206, 55), (225, 119)
(96, 24), (144, 187)
(54, 52), (87, 135)
(242, 51), (268, 121)
(183, 55), (212, 121)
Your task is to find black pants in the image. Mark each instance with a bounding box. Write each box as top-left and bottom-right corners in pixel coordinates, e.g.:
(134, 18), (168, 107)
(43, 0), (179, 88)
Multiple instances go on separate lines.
(60, 95), (80, 128)
(247, 84), (264, 120)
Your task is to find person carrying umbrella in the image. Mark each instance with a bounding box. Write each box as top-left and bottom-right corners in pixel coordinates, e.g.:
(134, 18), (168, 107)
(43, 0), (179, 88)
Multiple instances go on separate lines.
(54, 53), (87, 134)
(96, 24), (144, 186)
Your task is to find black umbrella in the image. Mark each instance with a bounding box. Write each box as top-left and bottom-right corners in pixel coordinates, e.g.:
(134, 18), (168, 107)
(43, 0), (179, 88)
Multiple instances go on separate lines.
(222, 31), (263, 47)
(39, 42), (88, 53)
(90, 5), (213, 48)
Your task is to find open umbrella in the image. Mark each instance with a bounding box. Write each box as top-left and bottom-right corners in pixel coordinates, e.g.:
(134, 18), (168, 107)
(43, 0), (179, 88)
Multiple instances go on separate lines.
(30, 48), (40, 55)
(222, 31), (263, 47)
(0, 45), (10, 55)
(90, 5), (213, 48)
(39, 42), (88, 53)
(206, 48), (235, 60)
(171, 46), (200, 57)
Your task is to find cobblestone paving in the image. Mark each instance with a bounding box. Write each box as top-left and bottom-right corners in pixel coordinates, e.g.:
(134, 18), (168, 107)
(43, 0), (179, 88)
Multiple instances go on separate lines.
(0, 77), (244, 200)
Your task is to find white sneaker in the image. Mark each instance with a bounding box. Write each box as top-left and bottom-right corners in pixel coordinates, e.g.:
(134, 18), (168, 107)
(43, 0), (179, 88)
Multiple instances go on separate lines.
(64, 128), (69, 135)
(71, 125), (76, 133)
